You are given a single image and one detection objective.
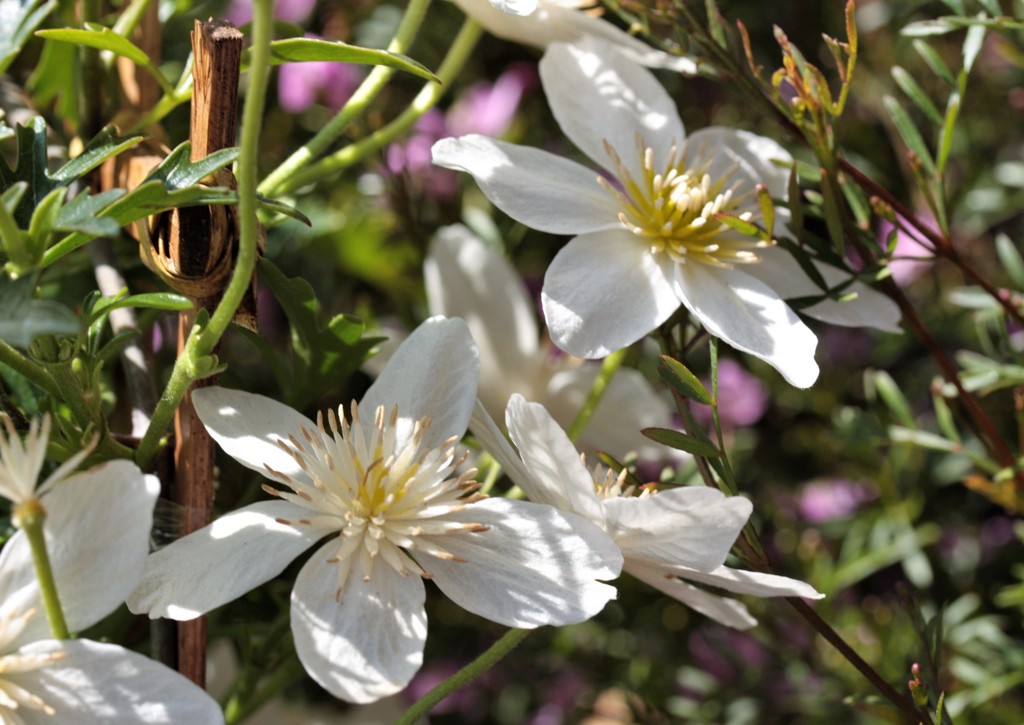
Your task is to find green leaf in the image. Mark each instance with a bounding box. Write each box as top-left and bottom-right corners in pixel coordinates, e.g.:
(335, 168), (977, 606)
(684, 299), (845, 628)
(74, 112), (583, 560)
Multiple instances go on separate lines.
(658, 355), (712, 404)
(90, 291), (192, 321)
(0, 274), (79, 347)
(704, 0), (727, 48)
(37, 24), (149, 65)
(52, 126), (142, 185)
(901, 19), (958, 37)
(892, 66), (943, 125)
(913, 40), (956, 86)
(264, 38), (439, 83)
(936, 91), (961, 174)
(996, 234), (1024, 290)
(257, 194), (311, 226)
(258, 258), (380, 405)
(0, 0), (58, 74)
(0, 119), (140, 228)
(26, 185), (66, 257)
(961, 22), (985, 75)
(54, 188), (124, 236)
(870, 369), (916, 428)
(641, 427), (722, 457)
(143, 142), (239, 190)
(883, 94), (938, 176)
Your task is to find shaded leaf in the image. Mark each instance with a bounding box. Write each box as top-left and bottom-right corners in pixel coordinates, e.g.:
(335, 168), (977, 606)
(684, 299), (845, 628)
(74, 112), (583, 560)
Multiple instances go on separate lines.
(265, 37), (438, 83)
(641, 427), (722, 457)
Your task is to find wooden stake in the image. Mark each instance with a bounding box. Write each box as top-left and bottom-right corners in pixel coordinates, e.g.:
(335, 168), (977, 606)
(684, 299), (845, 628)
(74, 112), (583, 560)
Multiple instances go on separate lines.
(172, 19), (244, 688)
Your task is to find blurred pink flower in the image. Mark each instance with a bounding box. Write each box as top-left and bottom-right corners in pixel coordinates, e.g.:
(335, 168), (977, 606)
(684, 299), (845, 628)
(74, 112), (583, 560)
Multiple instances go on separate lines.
(278, 47), (361, 113)
(797, 478), (875, 523)
(694, 358), (770, 429)
(224, 0), (315, 25)
(877, 215), (937, 286)
(384, 63), (536, 200)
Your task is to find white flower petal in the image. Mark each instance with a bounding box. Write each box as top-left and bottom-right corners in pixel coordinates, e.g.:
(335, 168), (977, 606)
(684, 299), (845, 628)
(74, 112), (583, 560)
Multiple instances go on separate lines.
(449, 0), (696, 72)
(127, 501), (329, 621)
(487, 0), (537, 15)
(431, 135), (617, 234)
(750, 249), (903, 333)
(469, 399), (534, 491)
(544, 365), (677, 461)
(426, 226), (542, 417)
(542, 229), (679, 358)
(504, 394), (605, 523)
(0, 462), (159, 647)
(192, 387), (316, 483)
(674, 264), (819, 388)
(545, 8), (698, 73)
(605, 487), (751, 572)
(291, 543), (426, 704)
(685, 127), (792, 203)
(422, 498), (621, 627)
(361, 316), (479, 450)
(671, 564), (824, 600)
(628, 560), (757, 629)
(18, 639), (224, 724)
(541, 38), (686, 180)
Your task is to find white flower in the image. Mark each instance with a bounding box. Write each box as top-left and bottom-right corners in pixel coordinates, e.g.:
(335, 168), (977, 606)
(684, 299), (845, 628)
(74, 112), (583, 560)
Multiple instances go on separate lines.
(0, 415), (92, 506)
(450, 0), (698, 73)
(472, 393), (824, 629)
(432, 38), (902, 388)
(0, 422), (161, 646)
(0, 428), (221, 723)
(128, 317), (622, 704)
(425, 224), (674, 461)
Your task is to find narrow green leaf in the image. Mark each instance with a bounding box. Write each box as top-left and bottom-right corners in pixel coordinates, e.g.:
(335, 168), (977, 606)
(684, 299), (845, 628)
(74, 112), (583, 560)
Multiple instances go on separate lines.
(819, 170), (848, 252)
(26, 185), (66, 255)
(892, 66), (943, 125)
(144, 143), (240, 190)
(52, 126), (142, 184)
(257, 194), (311, 226)
(901, 20), (958, 37)
(913, 40), (956, 86)
(36, 24), (149, 64)
(930, 377), (961, 444)
(975, 0), (1001, 14)
(713, 212), (762, 239)
(55, 188), (124, 236)
(938, 0), (965, 14)
(91, 292), (192, 321)
(871, 369), (916, 428)
(265, 38), (438, 83)
(642, 427), (722, 457)
(0, 0), (57, 75)
(704, 0), (727, 48)
(961, 22), (985, 75)
(996, 234), (1024, 290)
(883, 94), (938, 175)
(936, 91), (960, 174)
(1, 182), (28, 212)
(658, 355), (713, 404)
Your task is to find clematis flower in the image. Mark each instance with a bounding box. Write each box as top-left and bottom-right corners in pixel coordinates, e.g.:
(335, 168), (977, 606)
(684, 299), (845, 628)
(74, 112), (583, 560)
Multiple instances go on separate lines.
(472, 394), (824, 629)
(0, 416), (161, 646)
(128, 317), (622, 704)
(432, 38), (902, 388)
(449, 0), (698, 73)
(0, 420), (222, 723)
(425, 224), (674, 460)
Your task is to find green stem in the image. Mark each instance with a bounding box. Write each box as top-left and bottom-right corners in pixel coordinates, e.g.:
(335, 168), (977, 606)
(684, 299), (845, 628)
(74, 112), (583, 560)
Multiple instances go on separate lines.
(134, 0), (273, 469)
(224, 654), (304, 725)
(16, 500), (70, 639)
(396, 628), (530, 725)
(0, 341), (61, 397)
(277, 18), (482, 195)
(566, 348), (627, 444)
(258, 0), (433, 197)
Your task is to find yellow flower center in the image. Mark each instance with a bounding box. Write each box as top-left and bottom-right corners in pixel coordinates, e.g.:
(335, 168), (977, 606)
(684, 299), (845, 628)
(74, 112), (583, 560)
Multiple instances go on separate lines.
(263, 403), (487, 597)
(599, 137), (773, 268)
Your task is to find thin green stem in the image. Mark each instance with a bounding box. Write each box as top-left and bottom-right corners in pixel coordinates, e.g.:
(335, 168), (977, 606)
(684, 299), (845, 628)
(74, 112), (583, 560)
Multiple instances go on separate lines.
(224, 654), (304, 725)
(135, 0), (273, 469)
(566, 348), (627, 444)
(258, 0), (433, 197)
(0, 341), (60, 397)
(396, 628), (530, 725)
(278, 18), (482, 194)
(15, 500), (70, 639)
